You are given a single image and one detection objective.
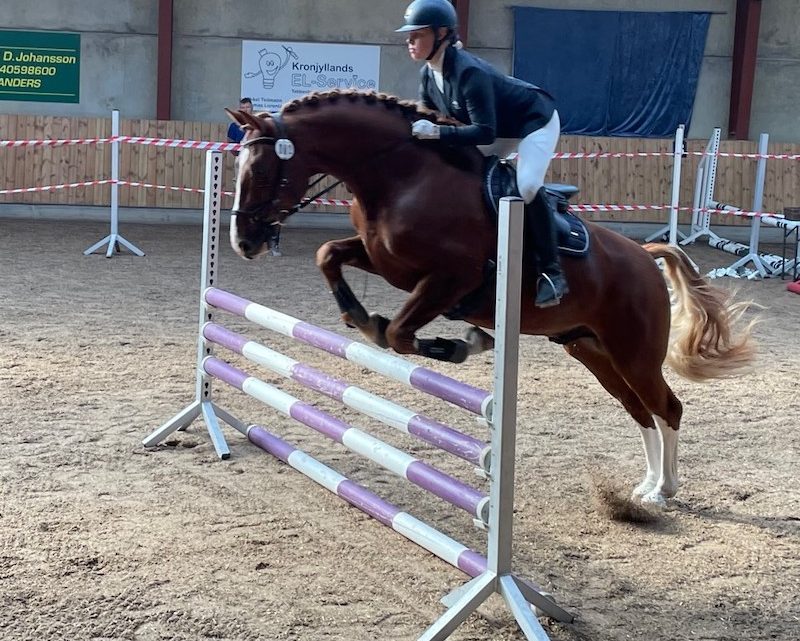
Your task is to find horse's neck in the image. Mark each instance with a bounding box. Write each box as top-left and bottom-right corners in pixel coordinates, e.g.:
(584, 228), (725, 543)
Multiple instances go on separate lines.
(292, 107), (411, 185)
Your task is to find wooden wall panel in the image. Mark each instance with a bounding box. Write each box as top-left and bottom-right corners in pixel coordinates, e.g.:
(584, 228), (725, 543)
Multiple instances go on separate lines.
(2, 114), (800, 226)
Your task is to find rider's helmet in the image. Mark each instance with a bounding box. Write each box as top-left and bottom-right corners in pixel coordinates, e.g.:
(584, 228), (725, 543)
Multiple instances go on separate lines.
(395, 0), (458, 33)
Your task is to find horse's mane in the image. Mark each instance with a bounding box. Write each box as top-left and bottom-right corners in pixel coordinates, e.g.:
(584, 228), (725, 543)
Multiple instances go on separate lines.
(279, 90), (480, 172)
(280, 89), (460, 127)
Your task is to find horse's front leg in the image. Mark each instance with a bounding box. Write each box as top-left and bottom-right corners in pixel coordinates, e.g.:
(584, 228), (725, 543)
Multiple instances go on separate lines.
(316, 236), (390, 347)
(385, 274), (482, 364)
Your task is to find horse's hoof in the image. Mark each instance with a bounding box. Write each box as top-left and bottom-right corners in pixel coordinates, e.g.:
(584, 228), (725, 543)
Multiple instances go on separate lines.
(632, 478), (658, 498)
(464, 327), (494, 354)
(341, 313), (356, 329)
(640, 490), (668, 508)
(368, 313), (390, 349)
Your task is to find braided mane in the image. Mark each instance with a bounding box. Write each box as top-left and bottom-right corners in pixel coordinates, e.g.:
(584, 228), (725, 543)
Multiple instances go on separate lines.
(280, 90), (459, 126)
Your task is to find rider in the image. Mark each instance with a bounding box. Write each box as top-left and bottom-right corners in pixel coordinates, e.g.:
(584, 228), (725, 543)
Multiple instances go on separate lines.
(397, 0), (568, 307)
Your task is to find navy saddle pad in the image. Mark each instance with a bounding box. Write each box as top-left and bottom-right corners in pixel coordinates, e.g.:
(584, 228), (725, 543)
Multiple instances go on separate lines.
(482, 156), (589, 257)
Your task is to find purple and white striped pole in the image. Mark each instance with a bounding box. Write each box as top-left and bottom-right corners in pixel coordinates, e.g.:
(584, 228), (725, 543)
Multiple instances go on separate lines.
(204, 287), (493, 419)
(203, 322), (491, 471)
(203, 356), (490, 524)
(242, 423), (488, 578)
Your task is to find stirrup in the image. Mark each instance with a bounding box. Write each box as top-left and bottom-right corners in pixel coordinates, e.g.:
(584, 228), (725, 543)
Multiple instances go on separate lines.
(535, 273), (564, 308)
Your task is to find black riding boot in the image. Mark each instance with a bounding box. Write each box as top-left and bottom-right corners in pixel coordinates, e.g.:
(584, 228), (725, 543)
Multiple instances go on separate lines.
(527, 188), (569, 308)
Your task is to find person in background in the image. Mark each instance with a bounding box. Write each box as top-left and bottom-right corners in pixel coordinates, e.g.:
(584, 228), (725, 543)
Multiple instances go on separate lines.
(397, 0), (566, 307)
(227, 97), (282, 256)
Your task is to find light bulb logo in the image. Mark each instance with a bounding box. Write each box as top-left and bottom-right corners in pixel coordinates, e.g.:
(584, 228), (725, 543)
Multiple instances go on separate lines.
(245, 45), (298, 90)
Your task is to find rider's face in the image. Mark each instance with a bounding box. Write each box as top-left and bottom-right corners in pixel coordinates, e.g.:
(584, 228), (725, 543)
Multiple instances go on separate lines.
(406, 28), (435, 61)
(240, 102), (253, 114)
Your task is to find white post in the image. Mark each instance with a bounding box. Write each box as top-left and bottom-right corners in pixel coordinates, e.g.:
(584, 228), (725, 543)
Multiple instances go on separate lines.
(83, 109), (145, 257)
(645, 125), (686, 244)
(142, 151), (240, 457)
(110, 109), (120, 237)
(668, 125), (685, 245)
(726, 133), (772, 277)
(682, 127), (722, 245)
(418, 197), (571, 641)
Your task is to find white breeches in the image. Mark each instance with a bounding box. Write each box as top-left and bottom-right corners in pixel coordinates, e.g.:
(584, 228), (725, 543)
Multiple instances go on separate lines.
(477, 110), (561, 204)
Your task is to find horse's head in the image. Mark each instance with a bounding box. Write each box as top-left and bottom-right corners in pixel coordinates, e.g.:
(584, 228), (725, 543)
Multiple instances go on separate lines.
(226, 108), (309, 259)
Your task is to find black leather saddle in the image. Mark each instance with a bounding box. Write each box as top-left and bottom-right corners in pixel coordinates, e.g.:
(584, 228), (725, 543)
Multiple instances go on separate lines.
(482, 156), (590, 257)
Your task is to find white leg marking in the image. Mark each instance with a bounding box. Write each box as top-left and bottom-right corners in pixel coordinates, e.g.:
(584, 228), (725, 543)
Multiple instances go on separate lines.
(632, 425), (661, 498)
(642, 415), (679, 506)
(230, 147), (249, 252)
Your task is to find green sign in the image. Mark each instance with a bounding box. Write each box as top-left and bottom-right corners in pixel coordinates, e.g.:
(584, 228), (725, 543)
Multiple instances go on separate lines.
(0, 30), (80, 103)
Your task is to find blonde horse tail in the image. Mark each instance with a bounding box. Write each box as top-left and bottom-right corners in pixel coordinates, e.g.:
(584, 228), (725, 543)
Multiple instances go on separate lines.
(643, 243), (758, 382)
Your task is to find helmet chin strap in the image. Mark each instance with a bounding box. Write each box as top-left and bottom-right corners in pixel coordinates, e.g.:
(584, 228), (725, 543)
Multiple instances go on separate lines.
(425, 29), (451, 61)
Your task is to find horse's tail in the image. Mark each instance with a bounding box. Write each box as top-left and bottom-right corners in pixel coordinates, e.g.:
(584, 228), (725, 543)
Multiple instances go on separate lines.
(643, 243), (758, 382)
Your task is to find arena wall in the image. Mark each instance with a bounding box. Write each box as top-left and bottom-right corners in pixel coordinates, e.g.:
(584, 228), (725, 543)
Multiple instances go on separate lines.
(0, 1), (799, 142)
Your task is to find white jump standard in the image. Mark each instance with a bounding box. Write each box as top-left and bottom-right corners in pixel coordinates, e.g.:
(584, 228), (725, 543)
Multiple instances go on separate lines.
(144, 150), (574, 641)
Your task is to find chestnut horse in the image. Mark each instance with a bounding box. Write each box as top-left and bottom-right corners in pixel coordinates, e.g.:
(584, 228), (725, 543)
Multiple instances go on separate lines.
(226, 90), (755, 506)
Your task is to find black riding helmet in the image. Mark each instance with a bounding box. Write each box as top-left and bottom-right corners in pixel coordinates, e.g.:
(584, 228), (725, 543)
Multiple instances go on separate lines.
(396, 0), (458, 60)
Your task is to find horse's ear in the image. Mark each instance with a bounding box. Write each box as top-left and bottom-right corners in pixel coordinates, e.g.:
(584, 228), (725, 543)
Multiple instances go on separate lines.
(237, 110), (270, 135)
(225, 107), (245, 125)
(225, 107), (269, 135)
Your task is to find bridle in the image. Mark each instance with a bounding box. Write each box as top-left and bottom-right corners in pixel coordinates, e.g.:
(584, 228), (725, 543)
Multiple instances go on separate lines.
(236, 112), (305, 223)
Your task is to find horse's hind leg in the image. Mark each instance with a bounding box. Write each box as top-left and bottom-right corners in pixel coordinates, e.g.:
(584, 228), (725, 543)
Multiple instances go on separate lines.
(316, 236), (390, 347)
(599, 327), (684, 506)
(565, 337), (663, 498)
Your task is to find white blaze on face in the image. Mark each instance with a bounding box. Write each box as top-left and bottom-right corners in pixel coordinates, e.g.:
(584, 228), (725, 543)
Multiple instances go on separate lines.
(230, 146), (250, 252)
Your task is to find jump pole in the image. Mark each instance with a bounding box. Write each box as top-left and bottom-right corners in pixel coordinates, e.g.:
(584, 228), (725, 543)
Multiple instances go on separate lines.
(84, 109), (145, 258)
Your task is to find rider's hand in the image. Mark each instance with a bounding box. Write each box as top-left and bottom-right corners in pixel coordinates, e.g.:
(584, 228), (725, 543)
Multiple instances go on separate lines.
(412, 119), (440, 139)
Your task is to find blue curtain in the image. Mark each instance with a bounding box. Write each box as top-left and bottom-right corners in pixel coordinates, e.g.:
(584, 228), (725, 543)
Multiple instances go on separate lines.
(512, 8), (711, 137)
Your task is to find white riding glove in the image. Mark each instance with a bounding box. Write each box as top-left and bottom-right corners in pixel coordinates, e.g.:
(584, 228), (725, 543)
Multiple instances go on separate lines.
(412, 119), (441, 139)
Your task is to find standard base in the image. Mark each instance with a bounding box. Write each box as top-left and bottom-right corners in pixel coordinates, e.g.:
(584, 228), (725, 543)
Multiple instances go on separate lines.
(84, 233), (145, 258)
(644, 223), (687, 244)
(726, 252), (773, 278)
(419, 571), (573, 641)
(142, 400), (247, 460)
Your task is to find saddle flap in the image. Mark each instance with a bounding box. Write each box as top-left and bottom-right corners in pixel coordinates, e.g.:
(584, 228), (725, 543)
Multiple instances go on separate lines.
(482, 157), (589, 257)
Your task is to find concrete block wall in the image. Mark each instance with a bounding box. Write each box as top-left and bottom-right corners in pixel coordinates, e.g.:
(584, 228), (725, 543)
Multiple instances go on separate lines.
(1, 1), (798, 142)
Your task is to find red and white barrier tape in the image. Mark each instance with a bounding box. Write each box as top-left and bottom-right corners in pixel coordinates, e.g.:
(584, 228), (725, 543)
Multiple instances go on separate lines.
(118, 180), (205, 194)
(114, 136), (241, 151)
(4, 135), (800, 161)
(0, 137), (115, 148)
(0, 179), (114, 194)
(3, 178), (794, 220)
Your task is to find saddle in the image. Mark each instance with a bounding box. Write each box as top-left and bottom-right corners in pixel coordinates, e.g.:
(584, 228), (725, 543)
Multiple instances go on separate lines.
(482, 156), (590, 257)
(444, 156), (590, 321)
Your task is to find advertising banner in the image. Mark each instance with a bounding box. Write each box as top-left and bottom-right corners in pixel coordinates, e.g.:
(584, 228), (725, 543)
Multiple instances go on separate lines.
(0, 30), (80, 103)
(240, 40), (380, 112)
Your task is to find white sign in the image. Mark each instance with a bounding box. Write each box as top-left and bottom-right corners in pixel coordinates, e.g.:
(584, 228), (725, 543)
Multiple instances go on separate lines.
(241, 40), (381, 113)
